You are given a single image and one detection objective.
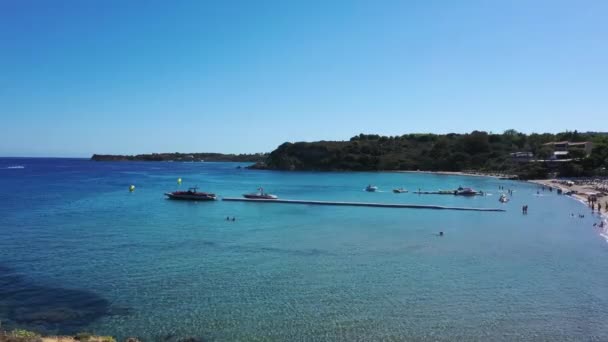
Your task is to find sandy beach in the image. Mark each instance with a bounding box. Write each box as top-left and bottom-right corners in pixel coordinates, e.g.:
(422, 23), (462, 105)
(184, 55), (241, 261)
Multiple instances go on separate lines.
(529, 178), (608, 228)
(395, 170), (517, 179)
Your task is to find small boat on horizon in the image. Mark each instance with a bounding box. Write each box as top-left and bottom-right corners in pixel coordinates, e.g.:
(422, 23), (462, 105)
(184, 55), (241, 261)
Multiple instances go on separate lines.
(165, 187), (217, 201)
(393, 187), (408, 193)
(365, 185), (378, 192)
(243, 187), (278, 200)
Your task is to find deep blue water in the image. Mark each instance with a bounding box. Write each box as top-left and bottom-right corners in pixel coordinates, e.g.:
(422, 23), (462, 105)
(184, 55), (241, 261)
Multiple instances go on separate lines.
(1, 158), (607, 341)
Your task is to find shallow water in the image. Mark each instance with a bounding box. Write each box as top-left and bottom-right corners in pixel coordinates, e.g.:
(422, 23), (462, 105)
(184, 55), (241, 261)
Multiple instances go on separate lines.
(1, 158), (607, 341)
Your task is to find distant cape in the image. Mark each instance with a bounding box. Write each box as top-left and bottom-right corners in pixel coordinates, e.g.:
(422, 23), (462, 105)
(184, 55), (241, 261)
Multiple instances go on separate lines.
(91, 153), (267, 163)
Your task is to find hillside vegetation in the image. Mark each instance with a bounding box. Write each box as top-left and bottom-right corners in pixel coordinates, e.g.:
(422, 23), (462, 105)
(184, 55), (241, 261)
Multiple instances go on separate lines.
(255, 130), (608, 179)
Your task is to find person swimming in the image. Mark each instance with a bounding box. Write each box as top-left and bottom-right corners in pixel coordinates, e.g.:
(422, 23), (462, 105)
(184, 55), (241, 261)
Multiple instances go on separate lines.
(439, 231), (444, 236)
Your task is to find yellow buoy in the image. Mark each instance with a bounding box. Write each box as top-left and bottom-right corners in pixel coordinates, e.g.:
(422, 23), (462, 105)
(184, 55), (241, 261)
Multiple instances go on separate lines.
(129, 185), (135, 192)
(177, 178), (182, 184)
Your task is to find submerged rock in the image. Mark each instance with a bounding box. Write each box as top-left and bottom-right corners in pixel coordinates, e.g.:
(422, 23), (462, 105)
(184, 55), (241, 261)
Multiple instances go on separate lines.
(124, 338), (141, 342)
(177, 337), (206, 342)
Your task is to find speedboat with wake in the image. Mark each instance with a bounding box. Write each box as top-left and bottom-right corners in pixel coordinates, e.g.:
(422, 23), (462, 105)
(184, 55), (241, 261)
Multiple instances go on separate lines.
(243, 187), (278, 199)
(165, 187), (217, 201)
(365, 185), (378, 192)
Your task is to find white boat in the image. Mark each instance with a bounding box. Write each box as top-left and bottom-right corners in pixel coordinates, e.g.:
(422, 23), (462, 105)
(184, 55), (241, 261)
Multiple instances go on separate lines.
(365, 185), (378, 192)
(243, 187), (278, 199)
(455, 187), (478, 196)
(499, 194), (509, 203)
(393, 188), (408, 193)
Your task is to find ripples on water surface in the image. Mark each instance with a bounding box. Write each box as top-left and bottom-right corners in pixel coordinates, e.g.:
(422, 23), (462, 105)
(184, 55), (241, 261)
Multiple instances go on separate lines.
(1, 158), (607, 341)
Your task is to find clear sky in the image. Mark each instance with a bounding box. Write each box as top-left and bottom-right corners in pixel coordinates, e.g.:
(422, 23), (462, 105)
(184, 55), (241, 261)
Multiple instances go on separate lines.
(1, 0), (607, 157)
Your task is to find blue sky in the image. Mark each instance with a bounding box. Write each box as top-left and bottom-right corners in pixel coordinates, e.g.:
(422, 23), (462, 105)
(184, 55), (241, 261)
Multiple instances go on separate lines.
(1, 0), (606, 157)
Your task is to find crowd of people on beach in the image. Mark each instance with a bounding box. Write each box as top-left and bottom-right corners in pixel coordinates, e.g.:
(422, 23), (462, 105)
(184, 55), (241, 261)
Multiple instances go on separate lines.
(586, 194), (607, 214)
(533, 181), (607, 232)
(563, 177), (608, 193)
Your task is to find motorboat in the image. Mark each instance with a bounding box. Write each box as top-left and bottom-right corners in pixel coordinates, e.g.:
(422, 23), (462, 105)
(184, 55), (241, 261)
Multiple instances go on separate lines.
(165, 187), (217, 201)
(243, 187), (278, 199)
(455, 187), (478, 196)
(393, 188), (408, 193)
(365, 185), (378, 192)
(499, 194), (509, 203)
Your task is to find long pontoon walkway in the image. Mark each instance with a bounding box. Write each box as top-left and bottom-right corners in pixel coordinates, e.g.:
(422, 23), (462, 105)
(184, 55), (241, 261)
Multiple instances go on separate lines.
(222, 198), (505, 212)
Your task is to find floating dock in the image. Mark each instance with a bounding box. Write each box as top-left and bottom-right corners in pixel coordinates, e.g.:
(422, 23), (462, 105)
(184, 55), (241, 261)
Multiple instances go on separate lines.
(412, 191), (484, 196)
(412, 191), (456, 195)
(222, 198), (505, 212)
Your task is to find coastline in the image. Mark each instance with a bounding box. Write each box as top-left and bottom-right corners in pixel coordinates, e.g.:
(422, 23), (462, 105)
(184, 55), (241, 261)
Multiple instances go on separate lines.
(394, 170), (517, 179)
(528, 179), (608, 240)
(528, 179), (608, 210)
(0, 330), (119, 342)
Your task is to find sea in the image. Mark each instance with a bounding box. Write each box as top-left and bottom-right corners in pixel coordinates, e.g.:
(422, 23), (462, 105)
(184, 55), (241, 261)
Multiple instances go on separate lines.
(1, 158), (607, 341)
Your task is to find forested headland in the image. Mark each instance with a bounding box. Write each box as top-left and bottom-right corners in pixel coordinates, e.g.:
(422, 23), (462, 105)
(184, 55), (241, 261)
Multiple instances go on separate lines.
(250, 130), (608, 179)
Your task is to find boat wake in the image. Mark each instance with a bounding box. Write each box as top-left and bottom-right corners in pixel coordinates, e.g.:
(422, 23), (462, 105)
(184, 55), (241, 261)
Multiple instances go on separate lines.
(3, 165), (25, 169)
(598, 214), (608, 243)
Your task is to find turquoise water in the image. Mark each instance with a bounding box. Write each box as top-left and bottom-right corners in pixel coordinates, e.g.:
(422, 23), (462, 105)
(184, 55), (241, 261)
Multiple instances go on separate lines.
(1, 158), (607, 341)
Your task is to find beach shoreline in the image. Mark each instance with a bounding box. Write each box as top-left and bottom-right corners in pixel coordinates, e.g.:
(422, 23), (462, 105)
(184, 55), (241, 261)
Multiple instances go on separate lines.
(528, 179), (608, 209)
(394, 170), (517, 179)
(528, 179), (608, 239)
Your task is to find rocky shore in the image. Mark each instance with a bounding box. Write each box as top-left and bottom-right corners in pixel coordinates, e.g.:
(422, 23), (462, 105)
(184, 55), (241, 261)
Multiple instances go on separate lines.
(0, 330), (205, 342)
